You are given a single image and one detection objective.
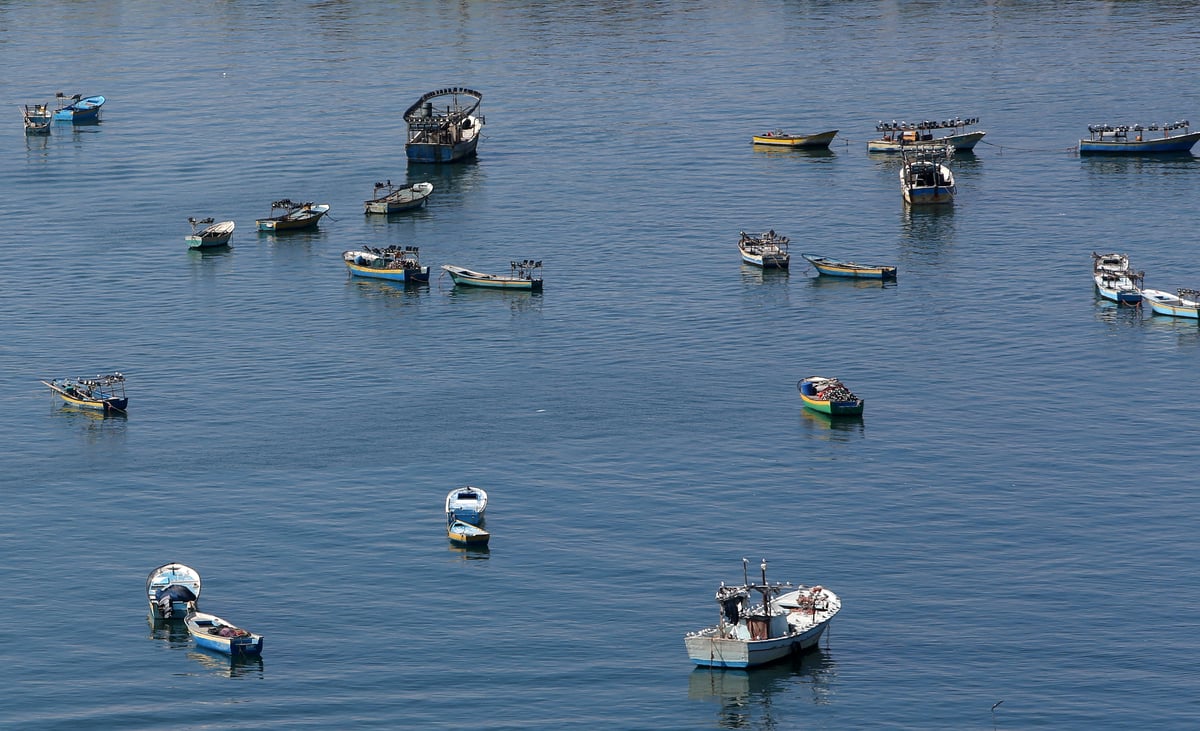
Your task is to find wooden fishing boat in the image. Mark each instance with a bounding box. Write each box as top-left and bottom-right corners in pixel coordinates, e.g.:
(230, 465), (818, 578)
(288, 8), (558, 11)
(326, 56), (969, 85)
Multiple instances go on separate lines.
(52, 92), (104, 122)
(801, 253), (896, 280)
(900, 145), (956, 205)
(448, 518), (490, 546)
(185, 217), (235, 249)
(751, 129), (838, 148)
(21, 103), (52, 134)
(343, 246), (430, 283)
(41, 373), (127, 413)
(797, 376), (864, 416)
(445, 486), (488, 525)
(1079, 121), (1200, 154)
(364, 180), (434, 214)
(146, 563), (202, 620)
(1091, 252), (1142, 304)
(868, 117), (984, 152)
(738, 231), (790, 269)
(1142, 287), (1200, 319)
(684, 558), (840, 668)
(442, 260), (543, 291)
(404, 88), (485, 163)
(185, 604), (264, 656)
(255, 200), (330, 232)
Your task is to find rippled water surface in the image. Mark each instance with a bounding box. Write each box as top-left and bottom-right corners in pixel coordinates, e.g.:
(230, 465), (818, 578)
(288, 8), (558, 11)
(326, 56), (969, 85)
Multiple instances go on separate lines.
(3, 2), (1199, 729)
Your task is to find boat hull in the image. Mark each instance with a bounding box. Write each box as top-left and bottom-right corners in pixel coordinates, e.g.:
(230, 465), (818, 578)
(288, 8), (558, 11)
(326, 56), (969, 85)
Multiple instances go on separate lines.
(406, 136), (480, 164)
(799, 392), (865, 416)
(345, 261), (430, 283)
(740, 250), (790, 268)
(53, 95), (105, 122)
(186, 612), (264, 656)
(444, 266), (542, 290)
(257, 213), (326, 232)
(365, 198), (427, 214)
(1093, 276), (1142, 304)
(53, 391), (128, 413)
(751, 130), (838, 148)
(802, 254), (895, 279)
(1079, 130), (1200, 154)
(186, 233), (232, 248)
(685, 622), (829, 668)
(448, 521), (490, 546)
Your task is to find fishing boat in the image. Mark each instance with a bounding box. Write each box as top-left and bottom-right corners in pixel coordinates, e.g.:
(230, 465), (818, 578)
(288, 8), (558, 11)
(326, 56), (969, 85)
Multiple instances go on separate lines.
(447, 518), (490, 546)
(1091, 252), (1142, 304)
(1142, 287), (1200, 319)
(255, 200), (330, 232)
(41, 373), (127, 413)
(404, 88), (485, 163)
(1079, 121), (1200, 154)
(146, 563), (202, 620)
(185, 217), (235, 249)
(868, 117), (985, 152)
(442, 260), (543, 291)
(364, 180), (434, 214)
(738, 231), (790, 269)
(751, 129), (838, 148)
(445, 486), (488, 525)
(343, 246), (430, 283)
(801, 253), (896, 280)
(52, 92), (104, 122)
(184, 604), (264, 656)
(684, 558), (840, 668)
(899, 145), (956, 205)
(20, 103), (52, 134)
(797, 376), (864, 416)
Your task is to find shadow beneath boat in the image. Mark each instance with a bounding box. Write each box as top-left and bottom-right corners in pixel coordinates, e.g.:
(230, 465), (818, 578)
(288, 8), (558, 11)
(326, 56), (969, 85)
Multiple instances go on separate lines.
(1080, 152), (1199, 176)
(799, 409), (864, 440)
(147, 617), (191, 649)
(802, 273), (895, 290)
(347, 277), (431, 301)
(187, 243), (233, 257)
(739, 263), (789, 286)
(688, 648), (837, 724)
(187, 648), (265, 677)
(751, 145), (836, 160)
(448, 543), (491, 560)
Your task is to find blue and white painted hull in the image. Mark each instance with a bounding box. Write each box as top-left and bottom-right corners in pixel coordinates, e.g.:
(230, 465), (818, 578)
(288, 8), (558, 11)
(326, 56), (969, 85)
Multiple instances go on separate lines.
(1079, 130), (1200, 154)
(1142, 288), (1200, 318)
(344, 261), (430, 283)
(685, 622), (830, 668)
(1094, 275), (1142, 304)
(53, 95), (105, 122)
(406, 136), (480, 163)
(186, 610), (264, 656)
(685, 585), (840, 669)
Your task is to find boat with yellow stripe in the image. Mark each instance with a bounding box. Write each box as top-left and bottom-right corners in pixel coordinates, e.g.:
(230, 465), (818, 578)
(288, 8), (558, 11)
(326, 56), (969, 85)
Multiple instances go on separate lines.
(41, 373), (127, 414)
(751, 129), (838, 148)
(797, 376), (863, 416)
(801, 253), (896, 280)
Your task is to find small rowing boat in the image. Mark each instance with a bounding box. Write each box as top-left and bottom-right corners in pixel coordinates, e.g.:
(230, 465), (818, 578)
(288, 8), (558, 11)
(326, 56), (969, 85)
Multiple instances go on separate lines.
(751, 129), (838, 148)
(448, 518), (490, 546)
(185, 604), (264, 656)
(801, 253), (896, 279)
(53, 93), (105, 123)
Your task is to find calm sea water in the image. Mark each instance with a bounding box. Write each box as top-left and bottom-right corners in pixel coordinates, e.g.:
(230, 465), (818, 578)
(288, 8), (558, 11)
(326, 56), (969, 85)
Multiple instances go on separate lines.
(3, 2), (1199, 729)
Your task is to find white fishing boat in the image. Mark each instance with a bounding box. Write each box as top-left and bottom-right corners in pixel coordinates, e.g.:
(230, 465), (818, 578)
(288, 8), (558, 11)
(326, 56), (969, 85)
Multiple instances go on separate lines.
(869, 117), (985, 152)
(185, 604), (264, 656)
(442, 261), (543, 291)
(738, 230), (790, 268)
(445, 486), (488, 524)
(364, 180), (434, 214)
(899, 145), (956, 205)
(1091, 252), (1142, 304)
(146, 563), (202, 620)
(1142, 287), (1200, 319)
(684, 559), (840, 669)
(185, 217), (235, 249)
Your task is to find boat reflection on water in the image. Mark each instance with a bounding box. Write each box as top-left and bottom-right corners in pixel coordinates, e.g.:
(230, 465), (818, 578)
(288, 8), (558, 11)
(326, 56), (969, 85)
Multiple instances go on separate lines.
(444, 284), (542, 314)
(188, 648), (265, 678)
(448, 542), (491, 560)
(688, 650), (837, 728)
(800, 408), (864, 439)
(740, 263), (789, 287)
(1093, 298), (1149, 329)
(147, 617), (191, 648)
(899, 202), (956, 258)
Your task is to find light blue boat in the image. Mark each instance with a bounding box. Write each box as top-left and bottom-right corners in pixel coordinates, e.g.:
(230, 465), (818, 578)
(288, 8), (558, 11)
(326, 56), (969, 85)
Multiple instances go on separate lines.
(185, 605), (264, 656)
(445, 486), (488, 525)
(343, 247), (431, 283)
(53, 93), (104, 122)
(1079, 122), (1200, 154)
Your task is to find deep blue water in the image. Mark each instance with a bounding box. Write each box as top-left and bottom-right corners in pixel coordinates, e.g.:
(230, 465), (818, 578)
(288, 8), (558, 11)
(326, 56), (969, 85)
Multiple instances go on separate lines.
(3, 2), (1200, 729)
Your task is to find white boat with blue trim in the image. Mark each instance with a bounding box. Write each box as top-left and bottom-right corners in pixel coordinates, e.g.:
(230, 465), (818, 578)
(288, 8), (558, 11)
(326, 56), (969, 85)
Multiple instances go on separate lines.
(900, 145), (955, 205)
(1092, 252), (1143, 304)
(1079, 121), (1200, 154)
(445, 486), (488, 524)
(684, 559), (840, 668)
(185, 604), (264, 656)
(1142, 287), (1200, 319)
(738, 230), (790, 268)
(146, 563), (202, 620)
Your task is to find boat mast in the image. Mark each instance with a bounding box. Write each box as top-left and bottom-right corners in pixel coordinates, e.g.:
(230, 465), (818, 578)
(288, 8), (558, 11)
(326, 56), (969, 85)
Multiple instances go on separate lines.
(760, 558), (770, 615)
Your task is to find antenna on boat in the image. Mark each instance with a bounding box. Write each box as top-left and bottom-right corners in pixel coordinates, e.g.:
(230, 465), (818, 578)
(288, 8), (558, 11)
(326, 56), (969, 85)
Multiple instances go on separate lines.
(742, 557), (749, 587)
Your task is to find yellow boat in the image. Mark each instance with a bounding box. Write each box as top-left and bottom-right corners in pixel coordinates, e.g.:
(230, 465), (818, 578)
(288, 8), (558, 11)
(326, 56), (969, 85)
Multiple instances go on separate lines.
(751, 129), (838, 148)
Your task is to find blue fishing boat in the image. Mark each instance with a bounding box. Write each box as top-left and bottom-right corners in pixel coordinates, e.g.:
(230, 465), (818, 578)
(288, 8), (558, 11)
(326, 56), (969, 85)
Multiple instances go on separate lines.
(404, 88), (485, 163)
(445, 486), (488, 525)
(52, 93), (104, 122)
(801, 253), (896, 279)
(900, 145), (956, 205)
(41, 373), (127, 413)
(1079, 121), (1200, 154)
(185, 604), (264, 656)
(343, 246), (430, 283)
(146, 563), (202, 620)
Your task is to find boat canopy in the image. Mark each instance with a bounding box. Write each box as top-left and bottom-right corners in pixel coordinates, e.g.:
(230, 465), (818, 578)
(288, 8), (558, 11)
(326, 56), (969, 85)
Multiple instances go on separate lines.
(403, 87), (483, 124)
(876, 117), (978, 132)
(1087, 121), (1189, 133)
